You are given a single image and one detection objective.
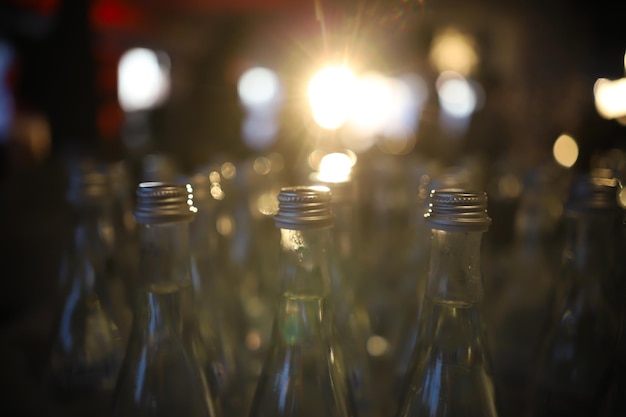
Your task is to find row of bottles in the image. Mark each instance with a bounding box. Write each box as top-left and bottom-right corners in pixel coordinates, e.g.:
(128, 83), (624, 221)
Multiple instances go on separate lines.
(44, 153), (626, 417)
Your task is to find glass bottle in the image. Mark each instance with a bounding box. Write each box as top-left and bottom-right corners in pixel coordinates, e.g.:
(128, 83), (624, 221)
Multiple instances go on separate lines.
(248, 186), (356, 417)
(187, 171), (246, 417)
(396, 189), (498, 417)
(320, 178), (378, 417)
(46, 168), (124, 417)
(390, 163), (448, 406)
(107, 160), (138, 341)
(112, 182), (217, 417)
(485, 168), (562, 417)
(528, 174), (623, 417)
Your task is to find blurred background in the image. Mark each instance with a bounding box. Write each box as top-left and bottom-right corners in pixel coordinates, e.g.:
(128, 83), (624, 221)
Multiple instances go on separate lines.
(1, 0), (626, 416)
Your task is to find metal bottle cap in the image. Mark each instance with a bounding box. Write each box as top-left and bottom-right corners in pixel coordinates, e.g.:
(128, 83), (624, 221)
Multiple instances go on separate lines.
(424, 189), (491, 232)
(67, 169), (111, 203)
(565, 172), (621, 212)
(134, 182), (196, 224)
(274, 186), (334, 230)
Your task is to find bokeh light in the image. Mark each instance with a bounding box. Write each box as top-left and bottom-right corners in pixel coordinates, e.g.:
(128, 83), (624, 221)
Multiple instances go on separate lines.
(382, 75), (424, 137)
(430, 27), (478, 76)
(308, 66), (357, 130)
(348, 72), (394, 134)
(594, 78), (626, 120)
(317, 152), (354, 183)
(437, 71), (477, 118)
(242, 113), (278, 151)
(118, 48), (170, 112)
(553, 133), (579, 168)
(238, 67), (280, 108)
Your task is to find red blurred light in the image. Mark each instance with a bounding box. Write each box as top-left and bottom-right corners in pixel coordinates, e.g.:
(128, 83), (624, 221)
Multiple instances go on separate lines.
(91, 0), (146, 31)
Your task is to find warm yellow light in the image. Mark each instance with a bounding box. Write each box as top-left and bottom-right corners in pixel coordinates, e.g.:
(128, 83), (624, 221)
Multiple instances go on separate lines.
(308, 66), (357, 130)
(348, 72), (393, 134)
(318, 152), (353, 183)
(553, 134), (579, 168)
(366, 335), (389, 357)
(430, 27), (478, 76)
(594, 78), (626, 119)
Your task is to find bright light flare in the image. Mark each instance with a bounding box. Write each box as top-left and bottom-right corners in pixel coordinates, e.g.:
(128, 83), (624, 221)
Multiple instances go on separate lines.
(238, 67), (280, 108)
(308, 66), (357, 130)
(318, 152), (354, 183)
(594, 78), (626, 120)
(553, 133), (579, 168)
(349, 72), (394, 134)
(118, 48), (170, 112)
(437, 71), (477, 118)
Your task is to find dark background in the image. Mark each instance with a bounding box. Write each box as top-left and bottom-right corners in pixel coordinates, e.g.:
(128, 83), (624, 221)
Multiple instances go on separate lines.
(0, 0), (625, 415)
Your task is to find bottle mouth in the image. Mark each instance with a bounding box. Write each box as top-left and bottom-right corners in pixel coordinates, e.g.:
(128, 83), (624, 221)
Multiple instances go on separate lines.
(274, 186), (334, 230)
(66, 169), (111, 203)
(134, 182), (197, 224)
(564, 173), (621, 212)
(424, 189), (491, 232)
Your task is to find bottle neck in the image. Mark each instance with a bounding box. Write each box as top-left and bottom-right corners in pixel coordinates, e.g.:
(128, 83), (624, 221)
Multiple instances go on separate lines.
(138, 221), (192, 289)
(426, 229), (485, 304)
(278, 227), (332, 297)
(72, 201), (114, 259)
(562, 210), (620, 285)
(133, 221), (191, 340)
(135, 288), (182, 338)
(68, 201), (115, 294)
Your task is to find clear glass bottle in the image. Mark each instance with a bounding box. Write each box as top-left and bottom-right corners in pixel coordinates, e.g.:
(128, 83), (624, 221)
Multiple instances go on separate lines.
(107, 160), (138, 342)
(486, 168), (562, 417)
(47, 168), (124, 416)
(390, 163), (442, 406)
(187, 172), (246, 417)
(248, 186), (356, 417)
(528, 174), (623, 417)
(320, 178), (378, 417)
(396, 189), (498, 417)
(112, 182), (217, 417)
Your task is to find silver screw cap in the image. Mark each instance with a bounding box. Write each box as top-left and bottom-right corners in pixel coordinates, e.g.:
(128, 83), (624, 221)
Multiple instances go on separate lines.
(565, 172), (621, 212)
(134, 182), (196, 224)
(424, 189), (491, 232)
(275, 186), (334, 230)
(67, 168), (111, 203)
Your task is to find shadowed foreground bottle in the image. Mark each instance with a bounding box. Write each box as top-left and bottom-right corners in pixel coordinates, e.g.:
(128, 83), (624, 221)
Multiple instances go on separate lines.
(47, 168), (124, 417)
(112, 182), (217, 417)
(396, 190), (498, 417)
(248, 186), (356, 417)
(528, 174), (622, 417)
